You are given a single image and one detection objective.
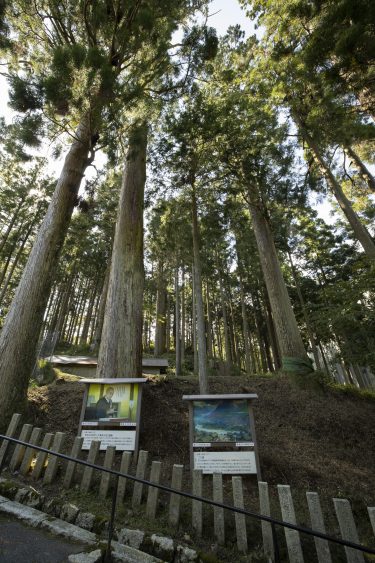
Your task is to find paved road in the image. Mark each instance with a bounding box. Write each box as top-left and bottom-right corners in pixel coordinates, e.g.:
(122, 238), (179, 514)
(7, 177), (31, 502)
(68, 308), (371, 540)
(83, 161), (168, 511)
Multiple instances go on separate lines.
(0, 514), (86, 562)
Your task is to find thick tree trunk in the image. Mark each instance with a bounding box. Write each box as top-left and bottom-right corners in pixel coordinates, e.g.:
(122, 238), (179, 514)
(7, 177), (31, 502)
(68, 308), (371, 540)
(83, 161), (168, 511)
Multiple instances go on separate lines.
(239, 275), (253, 376)
(90, 265), (110, 353)
(218, 272), (232, 365)
(192, 188), (208, 393)
(262, 319), (275, 372)
(79, 281), (98, 346)
(42, 283), (58, 337)
(288, 252), (322, 371)
(254, 309), (268, 373)
(175, 266), (181, 376)
(97, 123), (147, 378)
(166, 292), (171, 353)
(318, 341), (330, 374)
(0, 115), (93, 428)
(154, 263), (167, 356)
(345, 146), (375, 193)
(249, 331), (258, 373)
(192, 267), (198, 374)
(63, 277), (80, 342)
(205, 283), (213, 359)
(215, 302), (224, 361)
(181, 268), (186, 365)
(53, 272), (75, 341)
(69, 284), (84, 345)
(293, 112), (375, 259)
(47, 284), (64, 335)
(247, 189), (312, 374)
(88, 292), (101, 343)
(263, 291), (281, 370)
(227, 289), (238, 365)
(74, 280), (90, 345)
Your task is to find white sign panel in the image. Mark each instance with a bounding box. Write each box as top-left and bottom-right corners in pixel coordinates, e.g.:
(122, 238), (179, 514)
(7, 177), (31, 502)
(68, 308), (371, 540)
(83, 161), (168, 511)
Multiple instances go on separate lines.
(193, 443), (211, 448)
(194, 451), (257, 474)
(81, 430), (136, 451)
(235, 442), (254, 447)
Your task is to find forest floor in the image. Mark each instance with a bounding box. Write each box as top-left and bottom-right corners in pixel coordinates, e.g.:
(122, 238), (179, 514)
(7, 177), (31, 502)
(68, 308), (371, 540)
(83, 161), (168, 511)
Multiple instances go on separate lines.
(3, 371), (374, 561)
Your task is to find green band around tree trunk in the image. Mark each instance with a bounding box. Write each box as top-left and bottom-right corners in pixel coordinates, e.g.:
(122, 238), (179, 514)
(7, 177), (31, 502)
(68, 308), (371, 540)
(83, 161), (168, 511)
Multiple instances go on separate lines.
(282, 356), (314, 374)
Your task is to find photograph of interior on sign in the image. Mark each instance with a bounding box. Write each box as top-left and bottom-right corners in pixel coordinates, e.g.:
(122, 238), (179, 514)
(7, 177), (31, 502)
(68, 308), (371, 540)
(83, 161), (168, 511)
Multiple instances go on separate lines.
(193, 399), (253, 444)
(83, 383), (138, 422)
(79, 378), (146, 451)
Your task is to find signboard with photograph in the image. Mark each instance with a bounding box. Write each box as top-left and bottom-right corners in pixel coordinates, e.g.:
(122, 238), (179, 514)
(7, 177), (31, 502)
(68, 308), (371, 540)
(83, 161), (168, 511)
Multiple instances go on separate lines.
(183, 394), (260, 477)
(78, 378), (146, 451)
(193, 398), (253, 445)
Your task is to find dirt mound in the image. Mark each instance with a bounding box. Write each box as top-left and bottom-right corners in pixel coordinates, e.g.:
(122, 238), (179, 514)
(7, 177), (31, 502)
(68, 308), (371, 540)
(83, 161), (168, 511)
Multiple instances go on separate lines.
(27, 373), (374, 505)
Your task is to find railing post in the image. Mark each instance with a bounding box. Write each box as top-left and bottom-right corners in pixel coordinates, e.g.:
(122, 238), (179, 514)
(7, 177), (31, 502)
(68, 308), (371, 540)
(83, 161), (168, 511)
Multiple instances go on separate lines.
(9, 423), (33, 471)
(105, 473), (119, 562)
(259, 481), (274, 560)
(0, 413), (22, 471)
(232, 476), (248, 553)
(333, 498), (365, 563)
(272, 522), (281, 563)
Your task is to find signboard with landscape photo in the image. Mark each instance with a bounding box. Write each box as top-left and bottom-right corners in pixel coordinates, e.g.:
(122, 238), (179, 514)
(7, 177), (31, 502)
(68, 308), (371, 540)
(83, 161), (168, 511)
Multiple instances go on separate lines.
(183, 394), (260, 476)
(193, 399), (253, 444)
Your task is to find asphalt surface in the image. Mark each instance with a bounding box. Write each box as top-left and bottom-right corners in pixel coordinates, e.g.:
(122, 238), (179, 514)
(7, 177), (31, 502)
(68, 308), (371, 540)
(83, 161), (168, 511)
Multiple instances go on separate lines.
(0, 514), (86, 562)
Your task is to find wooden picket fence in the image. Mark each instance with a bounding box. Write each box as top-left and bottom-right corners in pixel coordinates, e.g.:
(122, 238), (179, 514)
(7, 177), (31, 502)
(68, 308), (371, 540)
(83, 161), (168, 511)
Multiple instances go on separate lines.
(1, 413), (374, 562)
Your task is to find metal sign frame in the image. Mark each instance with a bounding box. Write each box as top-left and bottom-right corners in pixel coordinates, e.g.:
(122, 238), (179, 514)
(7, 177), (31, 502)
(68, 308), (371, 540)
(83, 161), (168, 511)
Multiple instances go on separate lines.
(78, 378), (147, 454)
(182, 393), (261, 478)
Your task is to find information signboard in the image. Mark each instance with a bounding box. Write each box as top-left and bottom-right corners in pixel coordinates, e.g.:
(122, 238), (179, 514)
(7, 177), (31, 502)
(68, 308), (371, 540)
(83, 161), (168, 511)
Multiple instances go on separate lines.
(194, 451), (257, 474)
(183, 394), (260, 477)
(78, 378), (146, 452)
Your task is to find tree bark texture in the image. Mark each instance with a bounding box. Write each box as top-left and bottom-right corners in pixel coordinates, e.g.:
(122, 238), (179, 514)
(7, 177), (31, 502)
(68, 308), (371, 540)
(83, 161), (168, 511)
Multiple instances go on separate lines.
(90, 265), (110, 353)
(192, 267), (198, 373)
(191, 186), (208, 393)
(228, 295), (239, 365)
(0, 115), (93, 428)
(154, 263), (167, 356)
(247, 189), (312, 373)
(89, 292), (101, 343)
(263, 291), (281, 370)
(74, 280), (90, 345)
(218, 271), (232, 365)
(175, 266), (181, 376)
(181, 268), (186, 365)
(166, 292), (171, 352)
(239, 275), (253, 376)
(205, 283), (213, 359)
(288, 252), (322, 371)
(79, 281), (98, 346)
(254, 309), (268, 373)
(97, 123), (147, 378)
(46, 270), (75, 345)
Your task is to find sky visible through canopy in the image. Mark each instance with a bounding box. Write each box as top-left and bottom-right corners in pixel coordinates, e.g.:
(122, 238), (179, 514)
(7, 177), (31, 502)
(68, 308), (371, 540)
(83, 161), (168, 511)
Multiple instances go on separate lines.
(0, 0), (335, 222)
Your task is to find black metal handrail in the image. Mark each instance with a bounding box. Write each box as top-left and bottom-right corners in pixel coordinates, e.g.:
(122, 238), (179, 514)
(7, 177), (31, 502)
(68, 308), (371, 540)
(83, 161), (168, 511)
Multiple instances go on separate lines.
(0, 434), (374, 562)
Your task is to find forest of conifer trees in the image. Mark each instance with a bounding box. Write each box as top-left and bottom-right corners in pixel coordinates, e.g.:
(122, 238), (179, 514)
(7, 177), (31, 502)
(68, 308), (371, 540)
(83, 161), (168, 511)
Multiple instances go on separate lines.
(0, 0), (374, 425)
